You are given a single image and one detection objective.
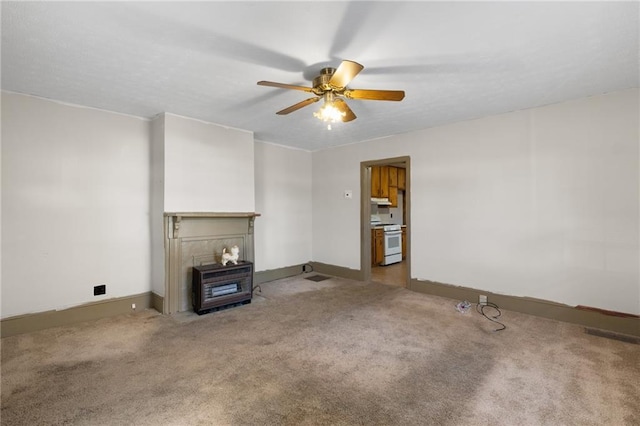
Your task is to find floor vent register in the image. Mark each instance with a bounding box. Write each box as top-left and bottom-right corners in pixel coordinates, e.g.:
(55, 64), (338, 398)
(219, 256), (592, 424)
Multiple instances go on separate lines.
(305, 275), (331, 282)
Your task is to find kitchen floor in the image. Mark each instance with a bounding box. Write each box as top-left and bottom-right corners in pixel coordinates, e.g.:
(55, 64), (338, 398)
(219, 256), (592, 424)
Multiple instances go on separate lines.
(371, 260), (407, 287)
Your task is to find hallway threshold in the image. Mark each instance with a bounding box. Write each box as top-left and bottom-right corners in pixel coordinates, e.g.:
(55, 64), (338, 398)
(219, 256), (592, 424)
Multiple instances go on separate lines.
(371, 261), (407, 287)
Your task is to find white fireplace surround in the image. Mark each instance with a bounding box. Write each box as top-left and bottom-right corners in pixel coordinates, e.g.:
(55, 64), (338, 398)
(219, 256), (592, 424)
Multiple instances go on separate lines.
(163, 212), (260, 313)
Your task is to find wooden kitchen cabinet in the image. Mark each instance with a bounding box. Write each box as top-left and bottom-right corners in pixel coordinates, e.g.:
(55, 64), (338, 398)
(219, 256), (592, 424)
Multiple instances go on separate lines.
(371, 166), (381, 198)
(380, 166), (389, 197)
(371, 229), (375, 265)
(397, 167), (406, 190)
(388, 166), (398, 207)
(388, 166), (398, 187)
(388, 186), (398, 208)
(372, 228), (384, 266)
(371, 165), (390, 198)
(401, 227), (407, 259)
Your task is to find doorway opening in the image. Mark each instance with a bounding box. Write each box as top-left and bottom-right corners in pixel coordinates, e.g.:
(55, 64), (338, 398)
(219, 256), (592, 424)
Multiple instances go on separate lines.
(360, 156), (410, 288)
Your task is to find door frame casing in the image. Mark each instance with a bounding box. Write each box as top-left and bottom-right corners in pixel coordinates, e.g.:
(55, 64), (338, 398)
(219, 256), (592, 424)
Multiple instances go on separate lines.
(360, 156), (411, 286)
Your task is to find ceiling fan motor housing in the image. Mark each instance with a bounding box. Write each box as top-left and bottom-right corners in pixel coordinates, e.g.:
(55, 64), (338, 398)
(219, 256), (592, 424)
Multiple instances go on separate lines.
(313, 67), (338, 94)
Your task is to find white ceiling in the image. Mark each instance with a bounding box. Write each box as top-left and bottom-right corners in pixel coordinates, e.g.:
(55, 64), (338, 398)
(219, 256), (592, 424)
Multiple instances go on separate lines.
(2, 1), (638, 151)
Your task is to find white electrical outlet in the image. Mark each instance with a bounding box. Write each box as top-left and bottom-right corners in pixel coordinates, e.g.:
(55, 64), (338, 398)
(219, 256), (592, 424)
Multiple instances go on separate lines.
(131, 303), (136, 310)
(479, 295), (487, 305)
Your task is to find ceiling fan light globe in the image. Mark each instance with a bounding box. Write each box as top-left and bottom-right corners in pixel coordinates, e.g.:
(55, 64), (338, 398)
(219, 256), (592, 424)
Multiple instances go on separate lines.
(314, 103), (346, 123)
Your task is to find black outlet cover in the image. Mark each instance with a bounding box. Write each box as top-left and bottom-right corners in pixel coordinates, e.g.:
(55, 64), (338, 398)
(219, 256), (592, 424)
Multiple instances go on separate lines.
(94, 285), (106, 296)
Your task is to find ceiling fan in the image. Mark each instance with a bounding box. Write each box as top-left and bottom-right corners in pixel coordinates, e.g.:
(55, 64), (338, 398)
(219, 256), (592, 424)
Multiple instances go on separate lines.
(257, 60), (405, 127)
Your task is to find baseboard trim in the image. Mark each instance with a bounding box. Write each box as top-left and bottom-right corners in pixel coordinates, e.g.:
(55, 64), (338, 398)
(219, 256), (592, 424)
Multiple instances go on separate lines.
(310, 262), (364, 282)
(1, 292), (156, 338)
(410, 279), (640, 337)
(254, 263), (365, 284)
(151, 292), (165, 314)
(8, 276), (631, 338)
(576, 305), (639, 319)
(254, 264), (305, 284)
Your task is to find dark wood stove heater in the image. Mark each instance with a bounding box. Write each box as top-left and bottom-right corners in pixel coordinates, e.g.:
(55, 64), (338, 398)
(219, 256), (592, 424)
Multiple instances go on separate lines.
(192, 261), (253, 315)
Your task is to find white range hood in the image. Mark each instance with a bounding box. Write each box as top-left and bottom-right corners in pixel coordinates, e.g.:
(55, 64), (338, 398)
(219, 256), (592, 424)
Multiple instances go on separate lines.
(371, 197), (392, 206)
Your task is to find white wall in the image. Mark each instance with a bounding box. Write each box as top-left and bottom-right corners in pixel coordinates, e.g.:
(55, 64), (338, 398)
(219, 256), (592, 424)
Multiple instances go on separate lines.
(312, 146), (364, 269)
(1, 94), (302, 316)
(312, 89), (639, 314)
(163, 113), (254, 213)
(1, 93), (151, 318)
(3, 89), (637, 318)
(149, 114), (165, 296)
(254, 141), (312, 271)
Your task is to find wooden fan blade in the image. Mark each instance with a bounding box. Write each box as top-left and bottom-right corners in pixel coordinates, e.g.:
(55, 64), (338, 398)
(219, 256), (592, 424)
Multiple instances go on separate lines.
(257, 81), (314, 92)
(329, 60), (364, 88)
(343, 89), (405, 101)
(276, 97), (321, 115)
(333, 98), (357, 122)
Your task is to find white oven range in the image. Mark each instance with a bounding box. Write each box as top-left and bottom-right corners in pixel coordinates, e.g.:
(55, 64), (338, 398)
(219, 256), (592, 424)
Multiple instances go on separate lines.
(382, 224), (402, 265)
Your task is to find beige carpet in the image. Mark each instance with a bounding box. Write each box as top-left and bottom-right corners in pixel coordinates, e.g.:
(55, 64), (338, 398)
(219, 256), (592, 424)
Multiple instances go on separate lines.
(2, 275), (639, 425)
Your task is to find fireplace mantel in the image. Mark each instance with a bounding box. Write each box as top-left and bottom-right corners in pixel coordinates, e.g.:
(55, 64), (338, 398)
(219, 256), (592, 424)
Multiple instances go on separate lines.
(164, 212), (261, 218)
(162, 212), (260, 314)
(165, 212), (261, 239)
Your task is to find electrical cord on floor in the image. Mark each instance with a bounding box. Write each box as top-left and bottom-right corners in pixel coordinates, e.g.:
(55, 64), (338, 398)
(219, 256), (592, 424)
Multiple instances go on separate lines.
(476, 301), (506, 332)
